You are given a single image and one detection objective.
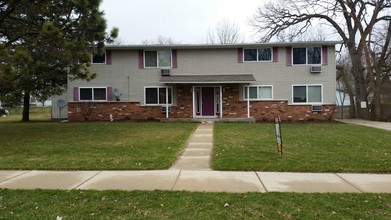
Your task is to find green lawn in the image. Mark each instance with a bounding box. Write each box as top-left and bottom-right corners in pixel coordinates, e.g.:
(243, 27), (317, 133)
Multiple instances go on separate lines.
(213, 123), (391, 173)
(0, 189), (390, 219)
(0, 106), (52, 122)
(0, 122), (196, 170)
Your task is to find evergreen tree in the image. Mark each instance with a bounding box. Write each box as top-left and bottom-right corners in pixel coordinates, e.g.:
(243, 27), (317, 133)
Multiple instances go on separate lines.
(0, 0), (118, 121)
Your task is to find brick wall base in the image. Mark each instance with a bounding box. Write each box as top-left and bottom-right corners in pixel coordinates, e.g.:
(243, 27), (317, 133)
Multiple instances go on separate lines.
(221, 85), (336, 122)
(68, 84), (336, 122)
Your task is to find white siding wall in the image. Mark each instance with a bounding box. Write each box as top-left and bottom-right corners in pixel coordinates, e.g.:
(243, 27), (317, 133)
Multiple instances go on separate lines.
(68, 46), (336, 106)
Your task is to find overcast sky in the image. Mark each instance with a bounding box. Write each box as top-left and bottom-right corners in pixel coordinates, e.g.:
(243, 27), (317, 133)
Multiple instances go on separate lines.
(101, 0), (265, 44)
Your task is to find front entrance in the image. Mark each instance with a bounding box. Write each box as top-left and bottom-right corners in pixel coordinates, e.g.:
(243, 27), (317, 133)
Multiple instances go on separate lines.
(202, 87), (215, 116)
(194, 86), (221, 118)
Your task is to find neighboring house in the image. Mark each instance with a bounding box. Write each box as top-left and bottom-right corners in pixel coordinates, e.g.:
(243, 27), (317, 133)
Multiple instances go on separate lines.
(53, 41), (339, 122)
(336, 90), (351, 106)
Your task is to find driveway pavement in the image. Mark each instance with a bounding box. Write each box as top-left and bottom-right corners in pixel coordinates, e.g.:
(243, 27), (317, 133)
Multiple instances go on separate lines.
(337, 119), (391, 131)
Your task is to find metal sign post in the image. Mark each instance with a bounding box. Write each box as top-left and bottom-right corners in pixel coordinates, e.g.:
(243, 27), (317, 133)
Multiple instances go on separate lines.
(274, 115), (283, 155)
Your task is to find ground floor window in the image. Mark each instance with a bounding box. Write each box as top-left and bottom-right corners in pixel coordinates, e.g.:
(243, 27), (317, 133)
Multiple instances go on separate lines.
(79, 87), (107, 101)
(244, 85), (273, 100)
(293, 85), (322, 104)
(145, 86), (172, 105)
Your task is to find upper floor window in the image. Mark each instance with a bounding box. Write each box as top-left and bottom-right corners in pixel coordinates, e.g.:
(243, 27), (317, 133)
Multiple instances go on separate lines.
(292, 85), (322, 104)
(244, 48), (272, 62)
(79, 87), (107, 101)
(293, 47), (321, 65)
(145, 50), (171, 68)
(92, 52), (106, 64)
(244, 85), (273, 100)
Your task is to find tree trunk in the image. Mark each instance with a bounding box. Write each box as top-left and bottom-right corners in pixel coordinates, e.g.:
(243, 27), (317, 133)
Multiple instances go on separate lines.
(349, 48), (368, 119)
(22, 91), (30, 122)
(348, 92), (355, 118)
(373, 89), (382, 121)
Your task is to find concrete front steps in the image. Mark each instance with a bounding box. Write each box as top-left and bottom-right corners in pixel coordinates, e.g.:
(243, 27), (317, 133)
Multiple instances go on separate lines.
(170, 123), (214, 170)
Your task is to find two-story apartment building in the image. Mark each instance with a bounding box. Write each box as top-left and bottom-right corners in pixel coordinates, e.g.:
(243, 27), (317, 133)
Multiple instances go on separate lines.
(52, 41), (339, 122)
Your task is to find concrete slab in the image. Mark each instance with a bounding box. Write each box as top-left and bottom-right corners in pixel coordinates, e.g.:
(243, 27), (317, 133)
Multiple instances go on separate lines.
(0, 170), (29, 183)
(186, 142), (213, 149)
(188, 136), (213, 142)
(337, 173), (391, 193)
(174, 171), (265, 193)
(0, 171), (99, 190)
(170, 156), (211, 170)
(182, 149), (212, 156)
(257, 172), (361, 193)
(337, 119), (391, 131)
(77, 170), (179, 191)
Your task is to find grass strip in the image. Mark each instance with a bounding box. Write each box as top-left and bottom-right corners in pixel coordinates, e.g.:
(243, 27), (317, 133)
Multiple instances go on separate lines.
(0, 189), (390, 219)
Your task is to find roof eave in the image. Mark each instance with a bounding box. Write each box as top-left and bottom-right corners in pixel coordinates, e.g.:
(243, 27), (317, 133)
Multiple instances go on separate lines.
(105, 41), (342, 50)
(160, 81), (256, 84)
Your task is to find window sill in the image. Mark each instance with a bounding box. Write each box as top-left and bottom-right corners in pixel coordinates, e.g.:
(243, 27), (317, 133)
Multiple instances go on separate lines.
(243, 60), (272, 63)
(141, 104), (174, 107)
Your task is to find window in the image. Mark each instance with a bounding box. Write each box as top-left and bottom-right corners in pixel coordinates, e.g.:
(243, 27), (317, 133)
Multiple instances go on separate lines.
(144, 50), (172, 68)
(79, 87), (107, 101)
(244, 85), (273, 100)
(145, 87), (172, 105)
(92, 52), (106, 64)
(293, 47), (321, 65)
(244, 48), (272, 62)
(293, 85), (322, 104)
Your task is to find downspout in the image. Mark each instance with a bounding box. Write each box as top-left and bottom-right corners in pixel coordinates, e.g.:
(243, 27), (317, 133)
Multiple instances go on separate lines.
(166, 86), (169, 119)
(247, 84), (250, 118)
(192, 86), (195, 118)
(220, 86), (223, 118)
(127, 76), (130, 101)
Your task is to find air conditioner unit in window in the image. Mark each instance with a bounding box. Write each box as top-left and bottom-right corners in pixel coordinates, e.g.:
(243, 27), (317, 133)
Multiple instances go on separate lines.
(311, 105), (323, 112)
(161, 69), (171, 76)
(310, 66), (322, 73)
(161, 106), (171, 113)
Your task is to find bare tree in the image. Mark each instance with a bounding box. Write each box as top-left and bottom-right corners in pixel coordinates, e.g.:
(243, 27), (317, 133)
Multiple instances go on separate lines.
(251, 0), (391, 120)
(142, 35), (178, 45)
(206, 19), (242, 44)
(337, 52), (356, 118)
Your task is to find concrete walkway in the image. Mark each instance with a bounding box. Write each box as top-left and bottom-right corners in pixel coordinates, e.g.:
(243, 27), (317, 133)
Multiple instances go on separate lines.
(337, 119), (391, 131)
(1, 122), (391, 193)
(170, 123), (213, 170)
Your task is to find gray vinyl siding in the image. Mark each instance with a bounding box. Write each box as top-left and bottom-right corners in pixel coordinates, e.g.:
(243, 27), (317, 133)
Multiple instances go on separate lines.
(68, 45), (336, 105)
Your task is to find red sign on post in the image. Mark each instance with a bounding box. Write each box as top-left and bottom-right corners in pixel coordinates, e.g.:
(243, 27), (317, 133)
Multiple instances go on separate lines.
(274, 116), (283, 155)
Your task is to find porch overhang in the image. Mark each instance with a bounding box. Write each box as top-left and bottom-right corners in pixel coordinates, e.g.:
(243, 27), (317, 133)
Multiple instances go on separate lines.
(159, 74), (256, 84)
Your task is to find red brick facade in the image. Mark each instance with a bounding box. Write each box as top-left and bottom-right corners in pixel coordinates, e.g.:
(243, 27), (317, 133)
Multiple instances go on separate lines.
(68, 84), (336, 122)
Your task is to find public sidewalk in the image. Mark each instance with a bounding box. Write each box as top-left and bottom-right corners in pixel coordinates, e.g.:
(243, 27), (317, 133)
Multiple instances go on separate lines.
(1, 122), (391, 193)
(1, 170), (391, 193)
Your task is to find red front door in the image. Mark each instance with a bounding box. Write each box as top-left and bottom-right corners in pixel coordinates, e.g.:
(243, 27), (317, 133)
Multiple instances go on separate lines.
(202, 87), (215, 116)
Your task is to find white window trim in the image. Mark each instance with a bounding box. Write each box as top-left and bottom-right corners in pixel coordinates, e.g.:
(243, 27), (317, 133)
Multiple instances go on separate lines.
(144, 86), (173, 106)
(243, 48), (272, 62)
(79, 87), (107, 101)
(292, 84), (323, 105)
(91, 51), (107, 64)
(243, 85), (273, 101)
(144, 50), (172, 68)
(292, 47), (322, 65)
